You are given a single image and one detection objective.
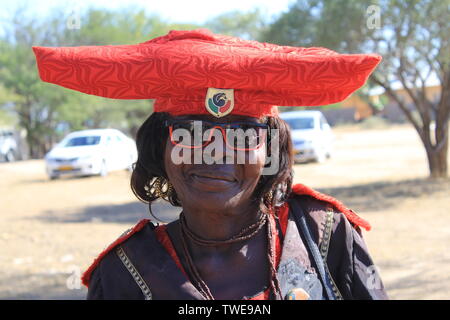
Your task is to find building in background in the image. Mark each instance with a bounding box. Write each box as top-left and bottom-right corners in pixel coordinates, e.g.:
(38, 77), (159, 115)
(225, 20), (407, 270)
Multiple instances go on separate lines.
(279, 83), (442, 126)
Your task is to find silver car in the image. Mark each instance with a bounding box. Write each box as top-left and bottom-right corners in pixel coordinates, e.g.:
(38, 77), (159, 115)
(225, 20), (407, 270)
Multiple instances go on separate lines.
(280, 110), (334, 163)
(45, 128), (137, 179)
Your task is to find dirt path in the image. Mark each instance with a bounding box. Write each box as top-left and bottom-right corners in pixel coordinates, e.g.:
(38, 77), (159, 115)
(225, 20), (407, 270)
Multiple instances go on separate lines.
(1, 124), (449, 299)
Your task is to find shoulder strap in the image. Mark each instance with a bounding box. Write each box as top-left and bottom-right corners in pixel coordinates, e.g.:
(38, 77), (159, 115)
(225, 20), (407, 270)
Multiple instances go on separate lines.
(319, 210), (333, 260)
(116, 246), (152, 300)
(117, 224), (206, 300)
(82, 219), (152, 287)
(319, 210), (343, 300)
(288, 198), (339, 300)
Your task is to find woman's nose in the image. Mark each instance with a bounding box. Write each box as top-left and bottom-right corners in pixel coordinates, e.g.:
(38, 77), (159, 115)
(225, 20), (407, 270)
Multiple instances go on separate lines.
(201, 128), (235, 164)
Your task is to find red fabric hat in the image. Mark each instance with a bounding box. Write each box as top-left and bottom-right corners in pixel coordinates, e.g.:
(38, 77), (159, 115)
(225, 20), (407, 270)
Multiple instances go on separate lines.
(33, 29), (381, 118)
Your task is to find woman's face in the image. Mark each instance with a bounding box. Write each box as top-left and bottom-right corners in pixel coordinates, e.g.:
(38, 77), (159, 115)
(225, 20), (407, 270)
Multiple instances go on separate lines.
(164, 114), (267, 214)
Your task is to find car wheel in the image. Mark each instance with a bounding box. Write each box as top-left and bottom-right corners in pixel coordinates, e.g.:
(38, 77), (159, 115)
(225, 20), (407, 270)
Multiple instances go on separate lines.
(126, 155), (134, 172)
(99, 160), (108, 177)
(5, 149), (15, 162)
(49, 175), (58, 180)
(314, 150), (327, 163)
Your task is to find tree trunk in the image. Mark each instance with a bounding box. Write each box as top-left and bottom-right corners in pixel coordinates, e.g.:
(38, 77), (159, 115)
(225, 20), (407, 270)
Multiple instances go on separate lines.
(26, 133), (38, 159)
(424, 133), (448, 179)
(371, 76), (449, 179)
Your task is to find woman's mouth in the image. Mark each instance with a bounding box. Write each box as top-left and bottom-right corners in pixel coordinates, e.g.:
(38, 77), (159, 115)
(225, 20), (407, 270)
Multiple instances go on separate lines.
(191, 172), (236, 182)
(188, 170), (238, 191)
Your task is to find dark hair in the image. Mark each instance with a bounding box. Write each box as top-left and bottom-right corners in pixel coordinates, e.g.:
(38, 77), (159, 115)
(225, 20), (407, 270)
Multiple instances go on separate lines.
(130, 112), (294, 215)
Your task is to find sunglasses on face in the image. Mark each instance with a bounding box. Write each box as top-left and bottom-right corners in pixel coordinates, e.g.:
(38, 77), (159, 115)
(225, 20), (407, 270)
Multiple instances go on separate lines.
(165, 119), (269, 151)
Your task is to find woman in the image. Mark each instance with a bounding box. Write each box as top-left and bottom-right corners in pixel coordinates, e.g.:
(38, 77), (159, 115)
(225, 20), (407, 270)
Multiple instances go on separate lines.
(33, 29), (387, 300)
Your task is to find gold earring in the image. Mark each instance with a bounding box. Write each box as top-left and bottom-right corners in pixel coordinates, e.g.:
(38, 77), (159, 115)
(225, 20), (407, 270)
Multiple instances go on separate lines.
(152, 177), (174, 199)
(264, 190), (274, 205)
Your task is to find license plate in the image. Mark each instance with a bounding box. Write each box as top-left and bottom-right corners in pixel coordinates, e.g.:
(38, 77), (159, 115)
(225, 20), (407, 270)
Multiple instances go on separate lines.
(58, 166), (73, 171)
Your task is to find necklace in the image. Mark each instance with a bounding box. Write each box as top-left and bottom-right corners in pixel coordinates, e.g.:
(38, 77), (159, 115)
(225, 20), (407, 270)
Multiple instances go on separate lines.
(180, 211), (268, 246)
(178, 211), (282, 300)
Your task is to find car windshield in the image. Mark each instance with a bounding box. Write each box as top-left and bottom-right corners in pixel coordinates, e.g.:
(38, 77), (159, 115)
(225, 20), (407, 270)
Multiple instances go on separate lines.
(284, 117), (315, 130)
(64, 136), (101, 147)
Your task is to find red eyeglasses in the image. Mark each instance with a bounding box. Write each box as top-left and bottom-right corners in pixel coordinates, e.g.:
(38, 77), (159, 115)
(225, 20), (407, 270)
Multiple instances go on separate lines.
(165, 119), (269, 151)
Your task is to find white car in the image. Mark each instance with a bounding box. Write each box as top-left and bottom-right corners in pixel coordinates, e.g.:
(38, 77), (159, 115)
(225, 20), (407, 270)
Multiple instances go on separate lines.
(45, 129), (137, 179)
(0, 129), (17, 162)
(280, 110), (334, 163)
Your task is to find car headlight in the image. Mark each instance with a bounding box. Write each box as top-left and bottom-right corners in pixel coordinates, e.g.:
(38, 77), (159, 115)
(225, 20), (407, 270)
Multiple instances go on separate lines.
(76, 155), (94, 161)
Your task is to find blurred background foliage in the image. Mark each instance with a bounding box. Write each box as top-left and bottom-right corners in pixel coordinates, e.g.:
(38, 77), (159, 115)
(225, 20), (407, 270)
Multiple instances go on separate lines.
(0, 6), (269, 158)
(263, 0), (449, 178)
(0, 0), (449, 178)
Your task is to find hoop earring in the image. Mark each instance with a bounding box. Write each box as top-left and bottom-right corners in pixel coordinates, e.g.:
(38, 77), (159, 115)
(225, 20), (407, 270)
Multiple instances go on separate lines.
(146, 177), (174, 200)
(264, 190), (274, 206)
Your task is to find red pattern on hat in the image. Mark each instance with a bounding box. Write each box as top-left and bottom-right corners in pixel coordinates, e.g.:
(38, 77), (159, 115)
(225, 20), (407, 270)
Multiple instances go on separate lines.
(33, 29), (381, 118)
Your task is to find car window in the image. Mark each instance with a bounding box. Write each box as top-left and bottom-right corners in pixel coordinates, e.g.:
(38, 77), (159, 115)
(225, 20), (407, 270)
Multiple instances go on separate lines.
(284, 117), (315, 130)
(103, 135), (112, 145)
(0, 131), (13, 138)
(320, 116), (329, 130)
(105, 135), (121, 144)
(64, 136), (101, 147)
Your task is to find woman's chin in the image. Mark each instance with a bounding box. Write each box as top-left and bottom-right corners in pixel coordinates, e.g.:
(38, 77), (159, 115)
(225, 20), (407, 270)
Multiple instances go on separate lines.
(180, 178), (244, 209)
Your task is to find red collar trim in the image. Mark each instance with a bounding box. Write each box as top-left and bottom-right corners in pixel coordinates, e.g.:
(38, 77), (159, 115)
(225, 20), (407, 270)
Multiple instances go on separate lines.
(291, 183), (371, 231)
(82, 185), (369, 288)
(81, 219), (151, 287)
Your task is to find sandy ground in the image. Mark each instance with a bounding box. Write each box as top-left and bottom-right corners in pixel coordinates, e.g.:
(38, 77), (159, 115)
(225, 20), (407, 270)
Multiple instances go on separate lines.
(0, 124), (449, 300)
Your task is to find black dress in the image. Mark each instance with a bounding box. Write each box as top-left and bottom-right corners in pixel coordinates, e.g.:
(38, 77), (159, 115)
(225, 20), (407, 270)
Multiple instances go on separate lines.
(84, 192), (388, 300)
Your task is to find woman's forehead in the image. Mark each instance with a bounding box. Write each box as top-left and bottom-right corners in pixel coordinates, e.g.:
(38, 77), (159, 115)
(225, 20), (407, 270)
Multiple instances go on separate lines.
(172, 114), (264, 123)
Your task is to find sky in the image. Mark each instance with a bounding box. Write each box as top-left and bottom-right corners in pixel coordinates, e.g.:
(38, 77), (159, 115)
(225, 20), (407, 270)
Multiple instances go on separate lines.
(0, 0), (295, 24)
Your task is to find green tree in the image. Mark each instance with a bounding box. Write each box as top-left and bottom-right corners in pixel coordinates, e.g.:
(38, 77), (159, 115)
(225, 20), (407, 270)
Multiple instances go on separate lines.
(0, 17), (68, 157)
(205, 8), (268, 40)
(0, 7), (199, 158)
(264, 0), (450, 178)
